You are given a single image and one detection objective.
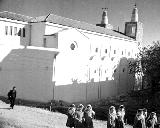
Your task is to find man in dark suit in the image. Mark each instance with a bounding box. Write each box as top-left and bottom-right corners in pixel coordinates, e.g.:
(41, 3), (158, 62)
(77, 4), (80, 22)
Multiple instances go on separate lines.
(8, 86), (17, 109)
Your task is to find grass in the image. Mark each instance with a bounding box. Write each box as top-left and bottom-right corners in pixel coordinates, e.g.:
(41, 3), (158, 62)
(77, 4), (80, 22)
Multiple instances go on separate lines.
(0, 99), (109, 128)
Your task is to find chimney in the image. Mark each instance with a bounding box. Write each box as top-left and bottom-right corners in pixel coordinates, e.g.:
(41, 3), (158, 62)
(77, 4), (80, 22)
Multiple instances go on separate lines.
(131, 4), (138, 22)
(96, 8), (113, 29)
(101, 9), (108, 25)
(96, 8), (108, 28)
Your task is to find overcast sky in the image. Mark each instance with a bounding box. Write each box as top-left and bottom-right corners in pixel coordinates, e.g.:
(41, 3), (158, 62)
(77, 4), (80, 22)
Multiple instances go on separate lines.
(0, 0), (159, 47)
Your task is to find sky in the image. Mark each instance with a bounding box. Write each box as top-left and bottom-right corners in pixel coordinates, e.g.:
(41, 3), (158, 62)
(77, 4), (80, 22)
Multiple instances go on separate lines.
(0, 0), (159, 47)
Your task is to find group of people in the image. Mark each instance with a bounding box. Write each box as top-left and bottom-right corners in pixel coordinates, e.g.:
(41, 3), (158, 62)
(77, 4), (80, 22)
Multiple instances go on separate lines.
(107, 105), (158, 128)
(66, 103), (158, 128)
(107, 105), (126, 128)
(6, 87), (158, 128)
(66, 104), (95, 128)
(134, 108), (158, 128)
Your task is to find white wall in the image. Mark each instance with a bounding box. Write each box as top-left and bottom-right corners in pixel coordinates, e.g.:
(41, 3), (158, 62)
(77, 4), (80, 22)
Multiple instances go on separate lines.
(0, 48), (56, 102)
(0, 19), (60, 102)
(45, 23), (65, 35)
(55, 28), (90, 85)
(54, 27), (138, 102)
(54, 81), (118, 103)
(44, 34), (58, 48)
(0, 17), (139, 103)
(0, 18), (28, 48)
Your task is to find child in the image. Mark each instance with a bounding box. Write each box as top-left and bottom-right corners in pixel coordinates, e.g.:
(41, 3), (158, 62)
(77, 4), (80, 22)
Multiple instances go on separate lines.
(143, 108), (148, 120)
(146, 112), (157, 128)
(118, 105), (126, 124)
(83, 104), (95, 128)
(66, 104), (76, 128)
(133, 109), (146, 128)
(115, 111), (125, 128)
(74, 104), (85, 128)
(107, 106), (117, 128)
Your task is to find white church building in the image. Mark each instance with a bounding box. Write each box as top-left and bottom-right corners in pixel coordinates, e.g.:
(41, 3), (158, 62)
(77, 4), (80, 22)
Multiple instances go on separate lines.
(0, 5), (143, 103)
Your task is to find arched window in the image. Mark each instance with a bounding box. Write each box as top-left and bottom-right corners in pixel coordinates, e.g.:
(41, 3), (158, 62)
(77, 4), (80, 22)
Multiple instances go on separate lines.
(95, 48), (98, 52)
(10, 26), (13, 35)
(128, 52), (130, 56)
(43, 38), (47, 47)
(122, 68), (125, 72)
(105, 49), (107, 53)
(5, 26), (8, 35)
(14, 27), (17, 36)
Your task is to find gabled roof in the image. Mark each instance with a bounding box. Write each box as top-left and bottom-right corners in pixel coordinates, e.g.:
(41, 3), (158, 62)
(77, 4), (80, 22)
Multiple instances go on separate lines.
(0, 11), (134, 40)
(31, 14), (134, 40)
(0, 11), (33, 22)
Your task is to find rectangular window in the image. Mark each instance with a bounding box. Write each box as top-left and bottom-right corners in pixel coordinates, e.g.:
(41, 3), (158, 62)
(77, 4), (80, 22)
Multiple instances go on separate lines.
(14, 27), (17, 36)
(18, 28), (21, 36)
(105, 49), (107, 53)
(114, 50), (116, 54)
(43, 38), (47, 47)
(5, 26), (8, 35)
(10, 26), (13, 35)
(22, 28), (25, 37)
(128, 52), (130, 56)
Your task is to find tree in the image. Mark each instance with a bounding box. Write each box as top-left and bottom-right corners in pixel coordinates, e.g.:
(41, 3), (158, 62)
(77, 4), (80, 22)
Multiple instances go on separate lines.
(129, 41), (160, 90)
(129, 41), (160, 111)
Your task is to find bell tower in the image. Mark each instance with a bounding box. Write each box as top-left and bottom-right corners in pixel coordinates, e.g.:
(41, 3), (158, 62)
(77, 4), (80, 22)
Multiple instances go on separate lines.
(125, 4), (143, 43)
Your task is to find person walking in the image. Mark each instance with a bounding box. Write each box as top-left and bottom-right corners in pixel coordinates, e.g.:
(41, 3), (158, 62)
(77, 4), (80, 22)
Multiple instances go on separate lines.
(133, 109), (146, 128)
(115, 111), (125, 128)
(146, 112), (157, 128)
(143, 108), (148, 120)
(8, 86), (17, 109)
(83, 104), (95, 128)
(74, 104), (85, 128)
(117, 105), (126, 124)
(107, 106), (117, 128)
(66, 104), (76, 128)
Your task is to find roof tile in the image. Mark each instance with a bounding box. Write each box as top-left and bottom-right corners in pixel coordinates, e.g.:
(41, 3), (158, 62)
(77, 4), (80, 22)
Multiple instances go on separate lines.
(0, 11), (133, 40)
(32, 14), (133, 40)
(0, 11), (33, 22)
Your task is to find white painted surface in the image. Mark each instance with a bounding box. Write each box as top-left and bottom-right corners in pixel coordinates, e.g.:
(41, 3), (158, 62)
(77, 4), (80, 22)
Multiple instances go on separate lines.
(0, 14), (139, 103)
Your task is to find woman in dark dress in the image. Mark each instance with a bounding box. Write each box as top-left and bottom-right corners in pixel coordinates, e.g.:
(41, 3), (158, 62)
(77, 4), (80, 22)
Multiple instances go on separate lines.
(74, 104), (85, 128)
(83, 104), (95, 128)
(107, 106), (117, 128)
(133, 109), (146, 128)
(115, 111), (125, 128)
(66, 104), (76, 128)
(146, 112), (157, 128)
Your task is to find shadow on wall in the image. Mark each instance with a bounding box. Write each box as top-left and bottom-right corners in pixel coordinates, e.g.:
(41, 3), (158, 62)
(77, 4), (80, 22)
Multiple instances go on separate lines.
(115, 57), (135, 95)
(54, 57), (136, 103)
(0, 48), (56, 102)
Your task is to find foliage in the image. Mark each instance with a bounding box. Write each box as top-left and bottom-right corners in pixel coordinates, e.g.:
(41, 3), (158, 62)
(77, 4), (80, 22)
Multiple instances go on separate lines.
(129, 41), (160, 88)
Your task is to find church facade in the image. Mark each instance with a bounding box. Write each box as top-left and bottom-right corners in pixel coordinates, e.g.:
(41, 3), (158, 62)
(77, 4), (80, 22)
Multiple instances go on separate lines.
(0, 5), (143, 102)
